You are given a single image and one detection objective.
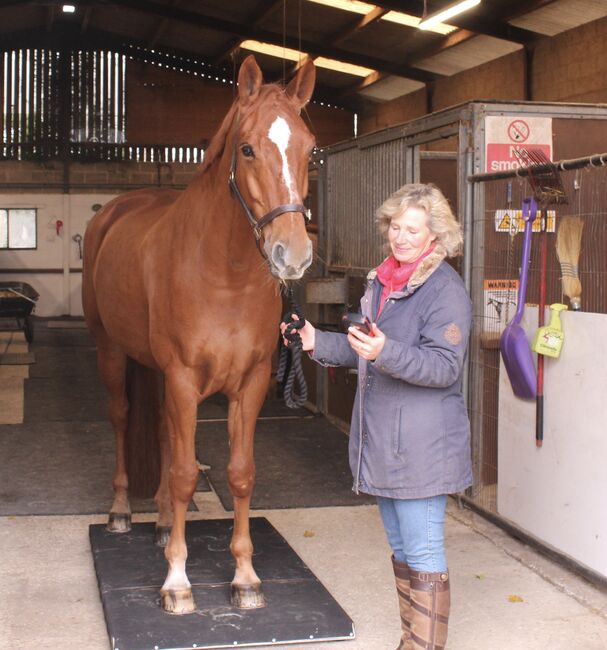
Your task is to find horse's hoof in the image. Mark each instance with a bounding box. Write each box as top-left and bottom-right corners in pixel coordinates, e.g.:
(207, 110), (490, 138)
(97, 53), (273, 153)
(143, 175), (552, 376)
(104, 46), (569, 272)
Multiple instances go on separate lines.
(231, 583), (266, 609)
(107, 512), (131, 533)
(160, 588), (196, 614)
(154, 525), (172, 547)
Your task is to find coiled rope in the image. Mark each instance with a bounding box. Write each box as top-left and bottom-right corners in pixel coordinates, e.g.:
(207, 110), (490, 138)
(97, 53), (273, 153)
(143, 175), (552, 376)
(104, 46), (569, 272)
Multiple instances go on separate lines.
(277, 286), (308, 409)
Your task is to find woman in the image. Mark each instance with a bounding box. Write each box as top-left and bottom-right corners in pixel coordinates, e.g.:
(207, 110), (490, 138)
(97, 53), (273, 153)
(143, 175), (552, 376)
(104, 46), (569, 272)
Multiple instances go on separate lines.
(283, 183), (472, 650)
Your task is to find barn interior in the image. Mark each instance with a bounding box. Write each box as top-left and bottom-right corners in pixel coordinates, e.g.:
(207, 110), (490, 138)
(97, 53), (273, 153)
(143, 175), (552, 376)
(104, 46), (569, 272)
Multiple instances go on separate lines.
(2, 1), (607, 649)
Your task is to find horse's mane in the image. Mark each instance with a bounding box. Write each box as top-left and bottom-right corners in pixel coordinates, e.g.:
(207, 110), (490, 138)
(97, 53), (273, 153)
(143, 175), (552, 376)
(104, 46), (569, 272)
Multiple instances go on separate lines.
(199, 101), (238, 174)
(199, 85), (287, 175)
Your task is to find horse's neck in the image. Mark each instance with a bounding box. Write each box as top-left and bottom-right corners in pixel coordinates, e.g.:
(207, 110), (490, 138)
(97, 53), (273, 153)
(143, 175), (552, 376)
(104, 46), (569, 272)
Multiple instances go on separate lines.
(177, 162), (271, 286)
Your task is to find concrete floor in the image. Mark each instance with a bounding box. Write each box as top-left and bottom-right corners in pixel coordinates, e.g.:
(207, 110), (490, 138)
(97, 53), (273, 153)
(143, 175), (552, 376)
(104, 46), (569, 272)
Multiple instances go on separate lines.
(1, 489), (607, 650)
(2, 326), (607, 649)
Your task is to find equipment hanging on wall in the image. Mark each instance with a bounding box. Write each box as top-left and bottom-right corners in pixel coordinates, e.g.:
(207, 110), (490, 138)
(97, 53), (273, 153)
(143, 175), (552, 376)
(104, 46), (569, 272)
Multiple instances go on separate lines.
(532, 303), (568, 358)
(556, 216), (584, 311)
(500, 197), (537, 400)
(513, 148), (568, 447)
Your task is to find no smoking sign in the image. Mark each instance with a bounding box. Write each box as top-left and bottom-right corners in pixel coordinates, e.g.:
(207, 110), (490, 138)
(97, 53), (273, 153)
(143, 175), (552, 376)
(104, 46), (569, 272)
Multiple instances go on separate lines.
(507, 120), (529, 143)
(485, 115), (552, 172)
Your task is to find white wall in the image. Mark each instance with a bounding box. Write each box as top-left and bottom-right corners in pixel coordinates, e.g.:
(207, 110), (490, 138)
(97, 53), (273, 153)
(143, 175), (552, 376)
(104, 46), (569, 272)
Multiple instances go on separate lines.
(498, 307), (607, 578)
(0, 192), (117, 316)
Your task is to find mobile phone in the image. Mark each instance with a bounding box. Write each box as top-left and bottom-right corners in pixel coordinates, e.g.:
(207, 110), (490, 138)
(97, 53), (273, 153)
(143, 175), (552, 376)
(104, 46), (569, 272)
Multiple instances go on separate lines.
(342, 312), (372, 335)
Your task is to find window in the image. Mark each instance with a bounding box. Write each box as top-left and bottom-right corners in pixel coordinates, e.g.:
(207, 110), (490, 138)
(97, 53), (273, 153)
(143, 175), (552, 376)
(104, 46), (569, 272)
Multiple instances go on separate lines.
(0, 208), (37, 249)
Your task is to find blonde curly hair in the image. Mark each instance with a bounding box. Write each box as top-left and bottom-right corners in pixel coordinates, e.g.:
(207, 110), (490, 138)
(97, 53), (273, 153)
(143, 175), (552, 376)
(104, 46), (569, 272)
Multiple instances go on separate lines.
(375, 183), (463, 258)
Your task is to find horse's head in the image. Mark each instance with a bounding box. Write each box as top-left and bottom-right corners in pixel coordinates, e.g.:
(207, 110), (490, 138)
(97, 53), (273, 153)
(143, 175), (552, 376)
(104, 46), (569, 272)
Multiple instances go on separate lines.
(231, 55), (316, 280)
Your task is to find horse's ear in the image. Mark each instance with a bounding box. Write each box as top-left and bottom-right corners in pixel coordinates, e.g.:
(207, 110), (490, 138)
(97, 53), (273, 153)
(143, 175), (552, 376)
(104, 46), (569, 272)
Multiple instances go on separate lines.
(285, 59), (316, 110)
(238, 55), (263, 106)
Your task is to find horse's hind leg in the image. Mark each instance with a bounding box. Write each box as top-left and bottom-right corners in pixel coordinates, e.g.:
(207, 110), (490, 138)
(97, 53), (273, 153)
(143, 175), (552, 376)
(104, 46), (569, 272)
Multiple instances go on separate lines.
(227, 361), (270, 609)
(96, 339), (131, 532)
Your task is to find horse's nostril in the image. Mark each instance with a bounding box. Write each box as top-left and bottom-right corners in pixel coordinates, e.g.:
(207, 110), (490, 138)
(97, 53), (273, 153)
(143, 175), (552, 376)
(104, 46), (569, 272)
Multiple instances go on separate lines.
(272, 242), (286, 268)
(304, 247), (313, 269)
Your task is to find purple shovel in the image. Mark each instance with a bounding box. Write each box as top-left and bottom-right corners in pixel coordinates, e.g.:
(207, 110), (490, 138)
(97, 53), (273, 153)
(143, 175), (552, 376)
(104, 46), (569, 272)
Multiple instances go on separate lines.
(500, 197), (537, 399)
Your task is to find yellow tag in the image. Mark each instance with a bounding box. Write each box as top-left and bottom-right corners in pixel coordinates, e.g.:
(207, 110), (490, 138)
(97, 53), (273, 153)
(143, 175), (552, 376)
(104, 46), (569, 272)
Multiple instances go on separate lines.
(303, 530), (315, 538)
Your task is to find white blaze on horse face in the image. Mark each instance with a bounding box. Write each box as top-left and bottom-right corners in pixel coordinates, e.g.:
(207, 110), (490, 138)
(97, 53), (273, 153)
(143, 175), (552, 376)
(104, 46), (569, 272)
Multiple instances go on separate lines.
(268, 116), (297, 202)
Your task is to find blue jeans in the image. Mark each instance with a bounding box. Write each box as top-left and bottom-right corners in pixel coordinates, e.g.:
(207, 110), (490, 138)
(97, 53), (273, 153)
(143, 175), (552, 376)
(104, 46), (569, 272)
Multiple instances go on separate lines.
(377, 495), (448, 572)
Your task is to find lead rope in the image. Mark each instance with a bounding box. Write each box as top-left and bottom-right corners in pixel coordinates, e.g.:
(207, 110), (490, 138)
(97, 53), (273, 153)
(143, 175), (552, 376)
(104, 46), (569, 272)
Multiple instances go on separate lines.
(277, 286), (308, 409)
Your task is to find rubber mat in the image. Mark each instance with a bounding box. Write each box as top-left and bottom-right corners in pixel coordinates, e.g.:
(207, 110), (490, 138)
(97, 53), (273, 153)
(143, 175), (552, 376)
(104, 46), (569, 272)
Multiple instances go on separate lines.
(197, 416), (375, 510)
(0, 420), (207, 516)
(0, 352), (35, 365)
(46, 320), (88, 328)
(90, 518), (354, 650)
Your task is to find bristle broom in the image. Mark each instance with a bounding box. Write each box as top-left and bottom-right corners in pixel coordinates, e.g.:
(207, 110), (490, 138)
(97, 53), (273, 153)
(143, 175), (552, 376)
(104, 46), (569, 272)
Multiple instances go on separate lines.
(556, 216), (584, 310)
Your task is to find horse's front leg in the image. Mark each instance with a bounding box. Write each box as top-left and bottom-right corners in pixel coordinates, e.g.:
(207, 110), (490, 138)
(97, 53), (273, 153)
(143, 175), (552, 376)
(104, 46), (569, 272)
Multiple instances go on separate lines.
(160, 366), (199, 614)
(154, 403), (173, 547)
(227, 361), (271, 609)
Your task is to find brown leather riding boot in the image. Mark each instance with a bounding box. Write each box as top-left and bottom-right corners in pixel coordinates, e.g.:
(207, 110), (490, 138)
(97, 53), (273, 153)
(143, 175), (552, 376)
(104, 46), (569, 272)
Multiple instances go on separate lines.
(391, 556), (412, 650)
(408, 568), (450, 650)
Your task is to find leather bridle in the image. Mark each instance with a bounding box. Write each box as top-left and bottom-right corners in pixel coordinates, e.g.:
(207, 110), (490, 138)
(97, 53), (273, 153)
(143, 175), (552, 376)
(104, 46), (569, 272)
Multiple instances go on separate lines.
(228, 112), (310, 243)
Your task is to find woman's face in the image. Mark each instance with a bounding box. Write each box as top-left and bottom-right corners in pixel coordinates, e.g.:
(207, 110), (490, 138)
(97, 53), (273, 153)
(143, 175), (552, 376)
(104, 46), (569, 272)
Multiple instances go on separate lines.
(388, 205), (436, 264)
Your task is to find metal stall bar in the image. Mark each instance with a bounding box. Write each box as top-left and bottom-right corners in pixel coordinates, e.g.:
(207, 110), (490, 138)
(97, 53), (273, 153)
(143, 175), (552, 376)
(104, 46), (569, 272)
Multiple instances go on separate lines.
(468, 151), (607, 183)
(457, 107), (478, 490)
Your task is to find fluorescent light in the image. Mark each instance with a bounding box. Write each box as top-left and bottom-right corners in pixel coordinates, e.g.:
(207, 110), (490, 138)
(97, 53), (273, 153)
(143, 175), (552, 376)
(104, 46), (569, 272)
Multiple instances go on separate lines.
(240, 40), (301, 62)
(382, 11), (457, 35)
(306, 1), (457, 35)
(314, 57), (374, 77)
(418, 0), (481, 31)
(240, 40), (375, 78)
(306, 0), (375, 14)
(62, 4), (76, 13)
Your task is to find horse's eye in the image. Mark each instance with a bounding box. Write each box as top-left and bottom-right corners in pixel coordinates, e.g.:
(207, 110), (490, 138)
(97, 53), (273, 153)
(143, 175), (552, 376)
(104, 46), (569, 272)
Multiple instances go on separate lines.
(241, 144), (254, 158)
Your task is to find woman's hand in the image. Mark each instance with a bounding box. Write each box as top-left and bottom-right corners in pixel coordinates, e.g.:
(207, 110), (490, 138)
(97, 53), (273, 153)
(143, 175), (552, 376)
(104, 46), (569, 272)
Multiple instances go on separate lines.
(347, 323), (385, 361)
(280, 314), (316, 352)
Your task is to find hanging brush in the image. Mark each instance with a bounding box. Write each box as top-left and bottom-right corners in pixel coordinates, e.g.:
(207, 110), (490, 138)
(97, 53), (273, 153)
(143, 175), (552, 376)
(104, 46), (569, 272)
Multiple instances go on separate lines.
(556, 216), (584, 310)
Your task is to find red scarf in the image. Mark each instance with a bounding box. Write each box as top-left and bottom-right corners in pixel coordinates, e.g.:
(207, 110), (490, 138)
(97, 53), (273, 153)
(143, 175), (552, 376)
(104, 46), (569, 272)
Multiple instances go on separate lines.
(375, 245), (435, 317)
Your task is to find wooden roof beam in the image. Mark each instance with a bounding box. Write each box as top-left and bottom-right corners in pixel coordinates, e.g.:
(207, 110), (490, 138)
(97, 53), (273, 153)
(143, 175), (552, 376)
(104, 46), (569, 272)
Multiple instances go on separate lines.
(80, 6), (93, 34)
(213, 0), (284, 65)
(286, 5), (388, 80)
(45, 4), (55, 32)
(149, 0), (184, 48)
(372, 1), (538, 44)
(112, 0), (442, 82)
(330, 5), (389, 46)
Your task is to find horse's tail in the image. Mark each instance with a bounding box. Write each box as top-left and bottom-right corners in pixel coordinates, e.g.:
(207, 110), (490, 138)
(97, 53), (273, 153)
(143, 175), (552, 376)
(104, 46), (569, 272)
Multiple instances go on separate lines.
(125, 356), (162, 498)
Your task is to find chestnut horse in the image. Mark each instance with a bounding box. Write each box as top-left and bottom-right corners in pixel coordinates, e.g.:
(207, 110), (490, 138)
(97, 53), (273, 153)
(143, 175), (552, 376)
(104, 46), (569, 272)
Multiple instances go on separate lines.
(82, 55), (316, 614)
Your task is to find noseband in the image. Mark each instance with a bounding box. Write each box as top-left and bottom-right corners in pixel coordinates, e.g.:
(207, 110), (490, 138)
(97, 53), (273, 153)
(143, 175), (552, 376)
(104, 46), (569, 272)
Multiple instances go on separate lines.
(228, 112), (309, 243)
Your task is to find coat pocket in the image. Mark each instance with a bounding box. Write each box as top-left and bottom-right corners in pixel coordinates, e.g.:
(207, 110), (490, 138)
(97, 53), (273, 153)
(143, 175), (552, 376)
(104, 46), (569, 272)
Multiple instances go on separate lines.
(392, 406), (405, 457)
(393, 399), (446, 461)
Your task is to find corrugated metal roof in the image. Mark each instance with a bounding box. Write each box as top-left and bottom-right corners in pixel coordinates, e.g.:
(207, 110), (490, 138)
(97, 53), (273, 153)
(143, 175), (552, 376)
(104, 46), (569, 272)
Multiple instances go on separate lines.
(508, 0), (607, 37)
(414, 35), (522, 76)
(359, 75), (426, 101)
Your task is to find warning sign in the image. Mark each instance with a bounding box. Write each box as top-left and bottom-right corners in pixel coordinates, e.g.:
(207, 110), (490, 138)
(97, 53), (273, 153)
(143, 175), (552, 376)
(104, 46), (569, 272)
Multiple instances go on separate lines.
(485, 116), (553, 173)
(495, 209), (555, 233)
(483, 279), (519, 345)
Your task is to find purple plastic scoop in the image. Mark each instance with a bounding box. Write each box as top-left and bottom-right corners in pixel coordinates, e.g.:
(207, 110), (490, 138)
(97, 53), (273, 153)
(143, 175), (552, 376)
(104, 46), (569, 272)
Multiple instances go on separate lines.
(500, 197), (537, 399)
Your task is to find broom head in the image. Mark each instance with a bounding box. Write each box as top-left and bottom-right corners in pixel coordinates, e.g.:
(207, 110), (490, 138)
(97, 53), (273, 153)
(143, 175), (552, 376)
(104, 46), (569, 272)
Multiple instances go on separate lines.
(556, 216), (584, 310)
